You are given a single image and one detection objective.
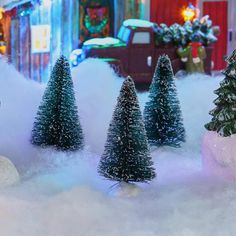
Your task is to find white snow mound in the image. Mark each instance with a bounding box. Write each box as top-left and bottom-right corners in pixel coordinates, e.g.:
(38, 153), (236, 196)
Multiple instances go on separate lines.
(83, 37), (121, 46)
(0, 156), (20, 187)
(123, 19), (154, 28)
(202, 131), (236, 178)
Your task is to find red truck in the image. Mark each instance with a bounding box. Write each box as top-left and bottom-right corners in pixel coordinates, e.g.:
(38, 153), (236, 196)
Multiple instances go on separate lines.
(71, 19), (213, 84)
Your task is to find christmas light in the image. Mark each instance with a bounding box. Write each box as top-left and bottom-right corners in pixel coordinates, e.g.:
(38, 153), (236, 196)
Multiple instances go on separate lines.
(182, 3), (197, 22)
(0, 7), (4, 20)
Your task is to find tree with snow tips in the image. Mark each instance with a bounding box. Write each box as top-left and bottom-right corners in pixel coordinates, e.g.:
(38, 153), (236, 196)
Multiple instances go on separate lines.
(144, 55), (185, 147)
(31, 55), (84, 151)
(98, 76), (156, 183)
(205, 49), (236, 136)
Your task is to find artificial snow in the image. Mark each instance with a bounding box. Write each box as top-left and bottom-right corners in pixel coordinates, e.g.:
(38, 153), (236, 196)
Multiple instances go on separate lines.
(72, 58), (121, 154)
(1, 57), (236, 235)
(123, 19), (154, 28)
(202, 131), (236, 179)
(0, 58), (45, 170)
(83, 37), (121, 46)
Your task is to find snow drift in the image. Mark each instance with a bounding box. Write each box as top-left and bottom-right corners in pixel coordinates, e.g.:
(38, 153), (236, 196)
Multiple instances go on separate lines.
(1, 57), (235, 236)
(202, 131), (236, 179)
(0, 58), (121, 171)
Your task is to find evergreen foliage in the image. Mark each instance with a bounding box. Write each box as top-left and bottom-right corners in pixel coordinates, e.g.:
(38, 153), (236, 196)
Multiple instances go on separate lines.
(205, 49), (236, 136)
(31, 55), (84, 151)
(144, 55), (185, 147)
(154, 15), (217, 47)
(98, 76), (156, 183)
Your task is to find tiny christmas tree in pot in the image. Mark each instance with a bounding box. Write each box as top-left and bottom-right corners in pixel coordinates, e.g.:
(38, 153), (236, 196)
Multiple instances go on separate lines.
(203, 49), (236, 178)
(144, 55), (185, 147)
(31, 55), (84, 151)
(98, 76), (156, 195)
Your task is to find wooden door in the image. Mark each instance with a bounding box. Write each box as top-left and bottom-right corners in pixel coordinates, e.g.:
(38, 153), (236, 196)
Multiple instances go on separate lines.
(203, 1), (228, 70)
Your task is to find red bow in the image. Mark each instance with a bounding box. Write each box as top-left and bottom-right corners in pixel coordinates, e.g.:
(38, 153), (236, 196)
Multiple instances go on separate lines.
(189, 42), (202, 58)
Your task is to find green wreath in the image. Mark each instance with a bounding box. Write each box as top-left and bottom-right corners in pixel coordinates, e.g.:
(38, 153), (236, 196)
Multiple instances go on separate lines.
(84, 15), (108, 34)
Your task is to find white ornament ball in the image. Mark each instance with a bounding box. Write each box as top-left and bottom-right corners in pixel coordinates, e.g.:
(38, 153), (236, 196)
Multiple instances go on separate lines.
(0, 156), (20, 187)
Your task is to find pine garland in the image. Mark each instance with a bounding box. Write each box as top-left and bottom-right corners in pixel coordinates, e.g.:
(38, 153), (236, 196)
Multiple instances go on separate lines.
(84, 15), (108, 34)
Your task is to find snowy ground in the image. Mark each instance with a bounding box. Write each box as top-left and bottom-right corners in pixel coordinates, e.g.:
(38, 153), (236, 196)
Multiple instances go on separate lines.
(1, 58), (236, 236)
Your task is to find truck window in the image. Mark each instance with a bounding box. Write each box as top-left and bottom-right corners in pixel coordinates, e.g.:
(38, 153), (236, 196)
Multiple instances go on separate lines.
(117, 26), (125, 40)
(122, 28), (131, 43)
(132, 32), (150, 44)
(117, 26), (131, 44)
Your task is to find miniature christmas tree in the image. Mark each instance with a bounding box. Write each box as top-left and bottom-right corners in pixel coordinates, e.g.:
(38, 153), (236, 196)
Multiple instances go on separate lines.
(144, 55), (185, 147)
(205, 49), (236, 137)
(31, 55), (84, 151)
(98, 76), (156, 183)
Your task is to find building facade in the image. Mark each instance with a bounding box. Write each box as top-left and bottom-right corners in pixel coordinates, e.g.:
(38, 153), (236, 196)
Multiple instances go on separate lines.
(0, 0), (234, 81)
(1, 0), (147, 82)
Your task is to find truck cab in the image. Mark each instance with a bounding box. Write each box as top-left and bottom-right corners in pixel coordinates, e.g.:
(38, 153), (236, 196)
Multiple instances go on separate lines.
(71, 19), (182, 84)
(118, 20), (156, 83)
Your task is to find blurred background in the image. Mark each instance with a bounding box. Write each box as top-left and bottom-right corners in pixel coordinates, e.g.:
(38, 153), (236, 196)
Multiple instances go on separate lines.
(0, 0), (232, 82)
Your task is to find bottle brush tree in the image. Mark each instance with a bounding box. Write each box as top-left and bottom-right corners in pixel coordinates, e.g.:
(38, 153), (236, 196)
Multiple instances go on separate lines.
(98, 76), (156, 183)
(31, 55), (84, 151)
(144, 55), (185, 147)
(205, 49), (236, 136)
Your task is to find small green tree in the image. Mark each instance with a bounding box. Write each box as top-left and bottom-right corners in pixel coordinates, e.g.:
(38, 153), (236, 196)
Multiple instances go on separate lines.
(205, 49), (236, 136)
(31, 55), (84, 151)
(98, 76), (156, 183)
(144, 55), (185, 147)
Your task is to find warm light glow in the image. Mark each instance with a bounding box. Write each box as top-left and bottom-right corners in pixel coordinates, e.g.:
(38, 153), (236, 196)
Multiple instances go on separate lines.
(182, 3), (197, 22)
(0, 7), (4, 20)
(31, 25), (51, 53)
(182, 9), (195, 21)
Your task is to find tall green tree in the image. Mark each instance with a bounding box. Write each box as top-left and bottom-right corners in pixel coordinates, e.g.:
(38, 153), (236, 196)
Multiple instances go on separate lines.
(205, 49), (236, 136)
(98, 76), (156, 183)
(144, 55), (185, 147)
(31, 55), (84, 151)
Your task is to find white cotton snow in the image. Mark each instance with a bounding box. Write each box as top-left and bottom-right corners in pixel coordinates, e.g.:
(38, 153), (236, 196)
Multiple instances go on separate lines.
(202, 131), (236, 179)
(0, 58), (45, 171)
(1, 57), (236, 236)
(72, 58), (122, 154)
(83, 37), (121, 46)
(123, 19), (154, 28)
